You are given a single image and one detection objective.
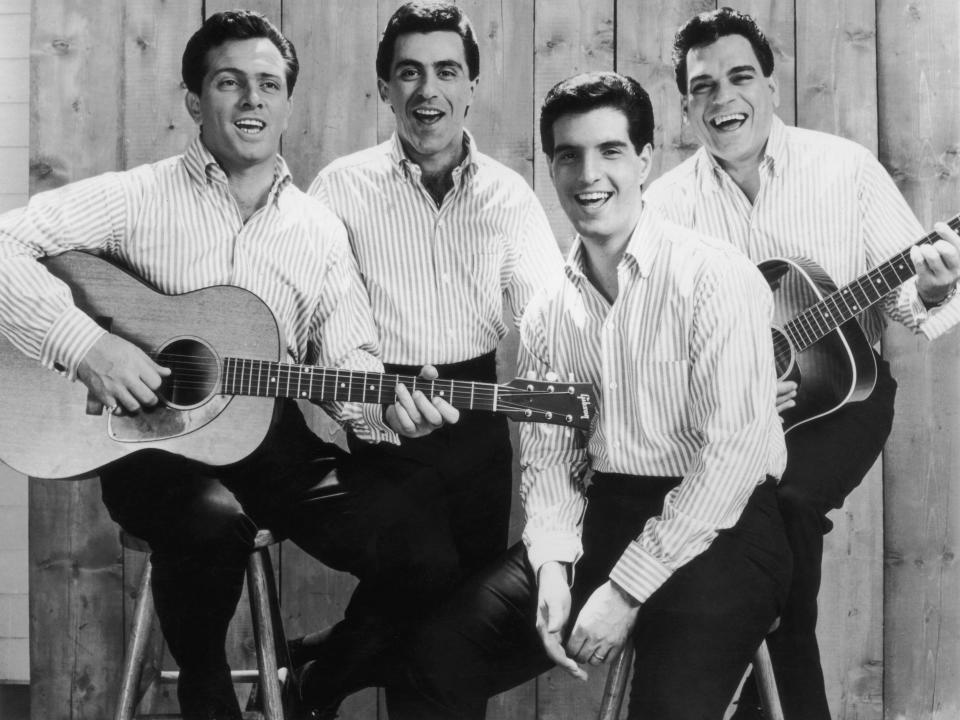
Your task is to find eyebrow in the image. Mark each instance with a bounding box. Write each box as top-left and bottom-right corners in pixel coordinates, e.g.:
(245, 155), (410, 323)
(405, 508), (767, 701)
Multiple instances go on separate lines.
(394, 58), (465, 71)
(552, 139), (630, 154)
(688, 63), (758, 86)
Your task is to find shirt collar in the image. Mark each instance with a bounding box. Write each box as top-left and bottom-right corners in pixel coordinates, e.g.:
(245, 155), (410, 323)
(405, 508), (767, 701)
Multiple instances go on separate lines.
(697, 114), (787, 194)
(182, 135), (293, 205)
(388, 129), (480, 184)
(563, 205), (662, 286)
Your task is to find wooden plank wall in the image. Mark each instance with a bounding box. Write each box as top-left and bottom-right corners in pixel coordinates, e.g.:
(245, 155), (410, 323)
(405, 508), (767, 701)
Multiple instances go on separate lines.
(0, 0), (30, 687)
(24, 1), (960, 719)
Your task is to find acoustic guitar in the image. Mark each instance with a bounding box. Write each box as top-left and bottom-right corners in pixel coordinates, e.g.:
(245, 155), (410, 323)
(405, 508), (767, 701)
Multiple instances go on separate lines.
(760, 214), (959, 433)
(0, 252), (596, 480)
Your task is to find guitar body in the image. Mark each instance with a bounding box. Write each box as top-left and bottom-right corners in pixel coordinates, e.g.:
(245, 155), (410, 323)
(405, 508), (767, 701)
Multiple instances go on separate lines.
(759, 257), (878, 434)
(0, 252), (279, 479)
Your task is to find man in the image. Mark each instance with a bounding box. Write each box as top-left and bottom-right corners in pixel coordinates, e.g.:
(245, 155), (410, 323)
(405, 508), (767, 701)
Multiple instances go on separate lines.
(296, 1), (563, 712)
(0, 11), (453, 720)
(643, 8), (960, 719)
(385, 71), (792, 720)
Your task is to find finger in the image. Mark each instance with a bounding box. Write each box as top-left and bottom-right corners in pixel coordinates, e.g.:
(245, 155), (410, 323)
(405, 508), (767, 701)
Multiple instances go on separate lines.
(587, 646), (610, 666)
(776, 399), (795, 414)
(934, 221), (960, 250)
(412, 391), (443, 427)
(544, 597), (567, 634)
(130, 382), (160, 408)
(152, 360), (173, 377)
(917, 244), (947, 276)
(112, 387), (141, 414)
(395, 383), (423, 426)
(418, 364), (439, 381)
(542, 634), (587, 681)
(932, 238), (960, 272)
(433, 398), (461, 424)
(565, 625), (590, 661)
(776, 380), (797, 394)
(387, 404), (417, 436)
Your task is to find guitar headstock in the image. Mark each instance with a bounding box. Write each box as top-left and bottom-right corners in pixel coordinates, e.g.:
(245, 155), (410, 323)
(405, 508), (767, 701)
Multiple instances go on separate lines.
(499, 378), (596, 430)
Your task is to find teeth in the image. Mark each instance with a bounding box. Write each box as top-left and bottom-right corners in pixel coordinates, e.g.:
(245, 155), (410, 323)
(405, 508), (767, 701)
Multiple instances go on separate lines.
(414, 108), (442, 118)
(711, 112), (746, 127)
(235, 119), (265, 133)
(577, 192), (611, 202)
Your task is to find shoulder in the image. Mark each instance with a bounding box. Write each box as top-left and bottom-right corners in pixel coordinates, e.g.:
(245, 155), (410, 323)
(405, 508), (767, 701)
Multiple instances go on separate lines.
(652, 213), (765, 291)
(278, 184), (350, 244)
(644, 153), (702, 218)
(312, 141), (393, 187)
(471, 151), (540, 202)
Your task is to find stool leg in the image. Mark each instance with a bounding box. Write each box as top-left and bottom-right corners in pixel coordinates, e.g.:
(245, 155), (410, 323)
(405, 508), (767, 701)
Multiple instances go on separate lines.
(248, 548), (285, 720)
(598, 636), (634, 720)
(753, 639), (784, 720)
(115, 560), (155, 720)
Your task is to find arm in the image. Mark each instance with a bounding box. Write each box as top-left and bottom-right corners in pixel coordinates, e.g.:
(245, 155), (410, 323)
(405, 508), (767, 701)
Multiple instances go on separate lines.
(857, 152), (960, 338)
(503, 192), (564, 325)
(0, 170), (169, 409)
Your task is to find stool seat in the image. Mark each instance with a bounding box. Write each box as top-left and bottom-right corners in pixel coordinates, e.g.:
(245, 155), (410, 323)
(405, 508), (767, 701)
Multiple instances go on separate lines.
(115, 529), (296, 720)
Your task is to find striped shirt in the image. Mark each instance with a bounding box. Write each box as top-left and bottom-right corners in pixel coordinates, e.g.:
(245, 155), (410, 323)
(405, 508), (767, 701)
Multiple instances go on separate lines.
(645, 115), (960, 343)
(308, 132), (563, 365)
(519, 208), (787, 604)
(0, 137), (394, 443)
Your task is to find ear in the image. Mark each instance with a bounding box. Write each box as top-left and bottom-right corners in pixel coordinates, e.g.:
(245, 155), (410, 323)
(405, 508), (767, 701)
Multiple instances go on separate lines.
(636, 143), (654, 186)
(377, 77), (391, 104)
(768, 74), (780, 109)
(184, 91), (202, 125)
(681, 96), (689, 124)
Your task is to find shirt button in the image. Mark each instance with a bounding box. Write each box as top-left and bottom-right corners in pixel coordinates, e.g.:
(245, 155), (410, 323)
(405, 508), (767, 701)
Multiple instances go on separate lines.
(442, 273), (451, 284)
(437, 219), (446, 230)
(608, 381), (618, 390)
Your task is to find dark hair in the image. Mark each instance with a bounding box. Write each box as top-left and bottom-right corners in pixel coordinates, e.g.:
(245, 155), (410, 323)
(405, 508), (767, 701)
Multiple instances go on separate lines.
(539, 72), (654, 159)
(376, 1), (480, 81)
(181, 10), (299, 96)
(672, 7), (774, 94)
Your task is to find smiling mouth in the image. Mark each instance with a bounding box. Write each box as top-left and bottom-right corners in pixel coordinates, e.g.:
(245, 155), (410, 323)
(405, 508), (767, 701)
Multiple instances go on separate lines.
(412, 107), (444, 125)
(575, 191), (612, 208)
(234, 119), (266, 134)
(709, 112), (747, 131)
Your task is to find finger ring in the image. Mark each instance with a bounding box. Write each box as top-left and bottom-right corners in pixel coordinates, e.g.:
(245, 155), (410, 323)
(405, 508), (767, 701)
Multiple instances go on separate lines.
(592, 650), (606, 661)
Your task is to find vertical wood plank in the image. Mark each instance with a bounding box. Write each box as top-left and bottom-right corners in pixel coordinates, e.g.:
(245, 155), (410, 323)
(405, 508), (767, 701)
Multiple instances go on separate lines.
(794, 3), (883, 718)
(29, 1), (125, 718)
(283, 0), (379, 189)
(279, 3), (383, 717)
(616, 0), (711, 185)
(878, 0), (960, 718)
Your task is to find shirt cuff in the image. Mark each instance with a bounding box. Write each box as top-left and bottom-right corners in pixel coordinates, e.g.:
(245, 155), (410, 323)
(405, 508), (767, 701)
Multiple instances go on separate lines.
(341, 401), (400, 445)
(903, 280), (960, 340)
(522, 529), (583, 577)
(38, 305), (107, 380)
(608, 540), (674, 606)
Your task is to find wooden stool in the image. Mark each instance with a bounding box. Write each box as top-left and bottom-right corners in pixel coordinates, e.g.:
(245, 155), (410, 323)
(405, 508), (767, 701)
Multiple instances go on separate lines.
(115, 529), (298, 720)
(597, 633), (784, 720)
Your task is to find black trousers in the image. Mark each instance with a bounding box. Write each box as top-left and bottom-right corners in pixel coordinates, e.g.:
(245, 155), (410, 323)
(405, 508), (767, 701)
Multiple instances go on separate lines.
(734, 355), (897, 720)
(389, 474), (792, 720)
(100, 400), (455, 720)
(297, 352), (514, 712)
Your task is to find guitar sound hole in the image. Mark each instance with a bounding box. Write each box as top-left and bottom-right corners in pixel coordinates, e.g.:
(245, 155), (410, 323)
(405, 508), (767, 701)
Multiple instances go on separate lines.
(156, 338), (220, 409)
(771, 327), (795, 381)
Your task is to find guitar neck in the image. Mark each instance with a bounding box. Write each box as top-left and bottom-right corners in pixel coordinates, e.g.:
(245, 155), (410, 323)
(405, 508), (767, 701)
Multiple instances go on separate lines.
(783, 213), (960, 351)
(221, 358), (500, 411)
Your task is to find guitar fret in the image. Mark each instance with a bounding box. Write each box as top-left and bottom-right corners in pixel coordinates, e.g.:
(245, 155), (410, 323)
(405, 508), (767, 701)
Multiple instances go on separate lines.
(470, 381), (475, 410)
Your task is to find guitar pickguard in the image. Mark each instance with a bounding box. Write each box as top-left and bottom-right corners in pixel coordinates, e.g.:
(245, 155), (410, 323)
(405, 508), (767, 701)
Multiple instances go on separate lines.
(108, 395), (233, 442)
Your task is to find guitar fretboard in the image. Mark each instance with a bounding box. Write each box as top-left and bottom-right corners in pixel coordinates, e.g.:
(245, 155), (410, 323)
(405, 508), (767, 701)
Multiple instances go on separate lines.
(782, 214), (960, 351)
(220, 358), (499, 411)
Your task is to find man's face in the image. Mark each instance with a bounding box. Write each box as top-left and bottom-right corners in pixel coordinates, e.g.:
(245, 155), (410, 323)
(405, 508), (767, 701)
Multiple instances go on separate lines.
(378, 31), (477, 165)
(682, 33), (779, 170)
(185, 37), (292, 174)
(549, 106), (651, 248)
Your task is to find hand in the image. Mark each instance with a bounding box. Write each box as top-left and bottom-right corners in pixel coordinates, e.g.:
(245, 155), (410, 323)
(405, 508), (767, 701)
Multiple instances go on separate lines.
(77, 333), (171, 413)
(384, 364), (460, 438)
(776, 380), (797, 417)
(912, 221), (960, 306)
(535, 561), (586, 681)
(566, 580), (639, 668)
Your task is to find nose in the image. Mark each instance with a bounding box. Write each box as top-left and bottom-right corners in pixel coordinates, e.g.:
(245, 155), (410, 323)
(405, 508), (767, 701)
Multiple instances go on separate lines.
(241, 84), (263, 108)
(417, 70), (440, 100)
(713, 78), (735, 106)
(580, 152), (601, 184)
